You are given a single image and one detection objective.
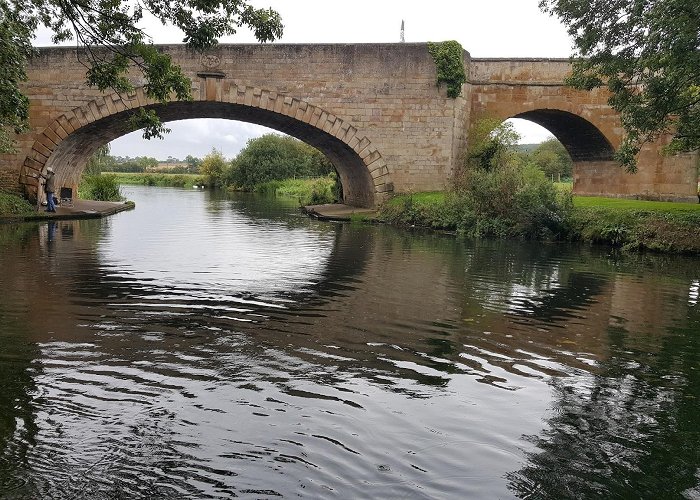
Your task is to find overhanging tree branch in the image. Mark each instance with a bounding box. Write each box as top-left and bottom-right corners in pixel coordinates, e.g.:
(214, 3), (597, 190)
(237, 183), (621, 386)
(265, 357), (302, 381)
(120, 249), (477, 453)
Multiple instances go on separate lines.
(0, 0), (283, 153)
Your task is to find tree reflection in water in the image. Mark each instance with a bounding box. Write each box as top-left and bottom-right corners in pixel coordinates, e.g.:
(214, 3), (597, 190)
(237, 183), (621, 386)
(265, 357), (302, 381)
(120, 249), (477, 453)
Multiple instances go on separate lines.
(1, 190), (699, 498)
(508, 308), (700, 498)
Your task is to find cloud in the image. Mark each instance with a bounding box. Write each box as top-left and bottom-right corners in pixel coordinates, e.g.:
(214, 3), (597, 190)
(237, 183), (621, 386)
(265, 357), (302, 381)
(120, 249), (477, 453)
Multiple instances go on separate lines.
(110, 119), (277, 160)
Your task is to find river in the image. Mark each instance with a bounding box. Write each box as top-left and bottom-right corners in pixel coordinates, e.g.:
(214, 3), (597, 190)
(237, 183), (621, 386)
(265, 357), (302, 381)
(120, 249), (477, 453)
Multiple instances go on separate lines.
(0, 185), (698, 499)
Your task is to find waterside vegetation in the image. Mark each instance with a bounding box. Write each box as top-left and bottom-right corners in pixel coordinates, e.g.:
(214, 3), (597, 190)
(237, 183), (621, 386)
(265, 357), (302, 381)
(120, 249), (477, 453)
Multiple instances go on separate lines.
(100, 134), (339, 205)
(0, 191), (34, 217)
(381, 119), (574, 241)
(254, 176), (337, 206)
(79, 174), (124, 202)
(379, 192), (700, 254)
(378, 119), (700, 254)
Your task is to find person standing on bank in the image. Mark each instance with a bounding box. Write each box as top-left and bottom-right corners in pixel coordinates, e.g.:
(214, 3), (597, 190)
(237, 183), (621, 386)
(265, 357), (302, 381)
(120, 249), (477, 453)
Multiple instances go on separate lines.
(39, 167), (57, 212)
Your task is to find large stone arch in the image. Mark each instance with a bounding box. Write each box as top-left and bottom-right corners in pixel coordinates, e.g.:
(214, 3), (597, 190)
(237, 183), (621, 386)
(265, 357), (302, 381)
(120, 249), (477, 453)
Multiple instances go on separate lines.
(20, 83), (392, 208)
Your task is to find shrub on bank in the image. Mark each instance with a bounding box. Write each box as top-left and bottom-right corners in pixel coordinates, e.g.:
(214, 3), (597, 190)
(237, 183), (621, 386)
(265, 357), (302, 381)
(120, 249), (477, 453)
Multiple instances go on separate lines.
(389, 118), (573, 239)
(79, 175), (123, 201)
(380, 164), (572, 240)
(0, 191), (34, 216)
(254, 176), (336, 206)
(457, 163), (572, 239)
(379, 192), (467, 230)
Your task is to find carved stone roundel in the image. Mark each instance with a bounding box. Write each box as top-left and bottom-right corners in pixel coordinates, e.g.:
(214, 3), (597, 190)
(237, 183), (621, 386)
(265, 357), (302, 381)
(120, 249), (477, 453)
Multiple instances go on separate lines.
(201, 54), (221, 69)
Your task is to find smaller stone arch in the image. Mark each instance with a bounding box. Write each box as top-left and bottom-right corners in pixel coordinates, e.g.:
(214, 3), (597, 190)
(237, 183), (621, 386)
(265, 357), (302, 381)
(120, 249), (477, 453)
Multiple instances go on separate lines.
(512, 109), (615, 162)
(21, 84), (393, 207)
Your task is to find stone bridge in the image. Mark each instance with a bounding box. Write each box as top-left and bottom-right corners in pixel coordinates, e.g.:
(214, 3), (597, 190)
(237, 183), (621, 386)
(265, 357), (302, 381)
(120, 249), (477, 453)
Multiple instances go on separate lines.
(1, 43), (697, 207)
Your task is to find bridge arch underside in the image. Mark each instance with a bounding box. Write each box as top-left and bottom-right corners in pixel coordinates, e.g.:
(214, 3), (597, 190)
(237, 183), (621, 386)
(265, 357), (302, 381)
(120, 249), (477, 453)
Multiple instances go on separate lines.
(513, 109), (614, 162)
(36, 101), (379, 208)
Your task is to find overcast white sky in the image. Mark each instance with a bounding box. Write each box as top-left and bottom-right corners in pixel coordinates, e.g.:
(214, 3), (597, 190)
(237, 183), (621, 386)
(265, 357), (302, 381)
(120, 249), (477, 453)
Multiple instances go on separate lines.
(37, 0), (574, 160)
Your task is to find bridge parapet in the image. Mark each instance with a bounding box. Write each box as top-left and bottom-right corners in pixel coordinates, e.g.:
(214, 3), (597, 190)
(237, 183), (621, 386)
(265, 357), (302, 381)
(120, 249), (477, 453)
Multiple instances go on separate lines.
(470, 58), (572, 85)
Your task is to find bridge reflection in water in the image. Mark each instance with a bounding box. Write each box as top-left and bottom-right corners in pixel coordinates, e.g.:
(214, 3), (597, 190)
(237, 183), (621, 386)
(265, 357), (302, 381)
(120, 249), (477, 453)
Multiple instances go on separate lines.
(0, 186), (698, 498)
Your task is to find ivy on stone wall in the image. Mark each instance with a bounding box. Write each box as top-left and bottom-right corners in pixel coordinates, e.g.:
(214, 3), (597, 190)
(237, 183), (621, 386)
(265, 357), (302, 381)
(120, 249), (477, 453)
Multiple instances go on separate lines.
(427, 41), (467, 99)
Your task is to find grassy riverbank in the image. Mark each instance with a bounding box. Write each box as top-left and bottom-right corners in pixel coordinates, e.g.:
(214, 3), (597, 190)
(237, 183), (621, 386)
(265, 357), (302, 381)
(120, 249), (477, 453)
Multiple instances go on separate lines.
(252, 177), (336, 205)
(379, 192), (700, 254)
(569, 197), (700, 253)
(0, 191), (35, 216)
(104, 172), (206, 188)
(106, 171), (336, 205)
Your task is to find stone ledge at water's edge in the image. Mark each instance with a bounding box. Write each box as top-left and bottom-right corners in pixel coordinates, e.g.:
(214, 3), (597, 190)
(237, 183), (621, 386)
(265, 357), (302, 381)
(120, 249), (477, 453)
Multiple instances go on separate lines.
(302, 204), (378, 222)
(0, 199), (134, 224)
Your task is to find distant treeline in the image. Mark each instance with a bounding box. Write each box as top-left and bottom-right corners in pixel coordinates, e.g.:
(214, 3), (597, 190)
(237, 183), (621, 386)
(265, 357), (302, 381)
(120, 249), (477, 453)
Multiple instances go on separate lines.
(199, 134), (334, 190)
(87, 153), (202, 174)
(89, 134), (334, 187)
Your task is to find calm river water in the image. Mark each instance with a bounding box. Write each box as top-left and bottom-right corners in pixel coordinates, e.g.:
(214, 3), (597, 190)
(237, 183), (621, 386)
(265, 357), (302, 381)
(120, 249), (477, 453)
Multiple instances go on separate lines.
(0, 185), (699, 499)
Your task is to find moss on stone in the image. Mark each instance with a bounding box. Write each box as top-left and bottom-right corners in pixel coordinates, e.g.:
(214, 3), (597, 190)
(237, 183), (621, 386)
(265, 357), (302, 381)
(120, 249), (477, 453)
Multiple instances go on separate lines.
(427, 41), (467, 98)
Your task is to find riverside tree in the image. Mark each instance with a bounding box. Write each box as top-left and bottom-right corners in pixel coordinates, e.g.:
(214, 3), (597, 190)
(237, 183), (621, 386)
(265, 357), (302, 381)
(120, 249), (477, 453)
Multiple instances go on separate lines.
(228, 134), (333, 190)
(0, 0), (283, 153)
(458, 119), (571, 239)
(540, 0), (700, 171)
(199, 148), (227, 188)
(530, 138), (573, 179)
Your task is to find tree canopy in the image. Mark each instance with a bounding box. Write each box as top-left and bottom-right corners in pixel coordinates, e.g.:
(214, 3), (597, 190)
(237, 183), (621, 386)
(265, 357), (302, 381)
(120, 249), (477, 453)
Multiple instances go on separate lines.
(540, 0), (700, 171)
(529, 138), (573, 178)
(229, 134), (333, 189)
(200, 148), (227, 188)
(0, 0), (283, 153)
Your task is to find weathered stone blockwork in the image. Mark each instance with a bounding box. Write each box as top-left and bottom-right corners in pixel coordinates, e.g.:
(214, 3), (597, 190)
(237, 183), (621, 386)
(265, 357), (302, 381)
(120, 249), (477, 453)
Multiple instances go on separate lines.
(469, 58), (698, 202)
(1, 46), (697, 207)
(2, 43), (468, 207)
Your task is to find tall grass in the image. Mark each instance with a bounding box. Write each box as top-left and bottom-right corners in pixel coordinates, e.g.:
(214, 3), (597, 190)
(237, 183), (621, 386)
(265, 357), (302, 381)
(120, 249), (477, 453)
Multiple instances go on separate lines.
(78, 175), (123, 201)
(254, 177), (336, 206)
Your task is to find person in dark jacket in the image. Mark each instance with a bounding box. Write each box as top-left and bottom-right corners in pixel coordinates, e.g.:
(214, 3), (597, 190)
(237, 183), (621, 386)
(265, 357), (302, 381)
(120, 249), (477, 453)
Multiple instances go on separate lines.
(44, 167), (56, 212)
(39, 167), (57, 212)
